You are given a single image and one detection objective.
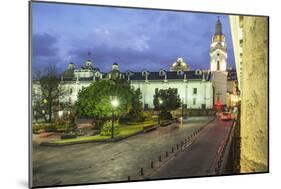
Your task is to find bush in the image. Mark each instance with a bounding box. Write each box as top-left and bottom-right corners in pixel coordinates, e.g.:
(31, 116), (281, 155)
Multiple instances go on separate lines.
(32, 123), (56, 133)
(54, 116), (76, 131)
(92, 119), (103, 130)
(119, 115), (131, 124)
(142, 111), (153, 121)
(119, 111), (153, 124)
(100, 121), (120, 136)
(160, 111), (173, 120)
(32, 120), (75, 133)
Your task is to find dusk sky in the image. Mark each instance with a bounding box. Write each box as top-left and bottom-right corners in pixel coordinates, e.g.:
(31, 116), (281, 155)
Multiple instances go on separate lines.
(31, 2), (235, 73)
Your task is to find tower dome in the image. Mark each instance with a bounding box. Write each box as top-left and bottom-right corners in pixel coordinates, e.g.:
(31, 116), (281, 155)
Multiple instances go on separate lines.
(108, 62), (121, 80)
(67, 62), (75, 70)
(112, 62), (119, 71)
(211, 17), (226, 44)
(170, 57), (189, 71)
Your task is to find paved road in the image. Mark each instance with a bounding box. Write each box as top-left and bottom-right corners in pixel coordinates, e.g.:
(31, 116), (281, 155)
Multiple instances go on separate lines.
(150, 118), (233, 179)
(32, 117), (213, 187)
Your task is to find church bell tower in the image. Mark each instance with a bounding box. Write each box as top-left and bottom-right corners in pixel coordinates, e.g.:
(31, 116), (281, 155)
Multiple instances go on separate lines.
(210, 17), (227, 72)
(210, 17), (228, 106)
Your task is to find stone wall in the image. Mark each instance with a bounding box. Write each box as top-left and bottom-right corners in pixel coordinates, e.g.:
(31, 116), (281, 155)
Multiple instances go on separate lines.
(240, 16), (268, 173)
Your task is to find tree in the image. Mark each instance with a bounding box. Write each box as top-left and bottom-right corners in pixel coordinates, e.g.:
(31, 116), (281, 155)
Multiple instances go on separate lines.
(75, 79), (142, 126)
(153, 88), (181, 119)
(130, 88), (143, 114)
(32, 65), (69, 123)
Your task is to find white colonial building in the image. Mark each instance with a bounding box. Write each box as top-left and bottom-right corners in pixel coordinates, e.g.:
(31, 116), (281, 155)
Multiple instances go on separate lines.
(34, 18), (237, 113)
(60, 59), (213, 109)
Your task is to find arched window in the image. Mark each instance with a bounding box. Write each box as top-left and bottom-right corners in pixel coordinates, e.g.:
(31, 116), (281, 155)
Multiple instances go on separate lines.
(142, 70), (149, 76)
(177, 70), (184, 76)
(159, 69), (166, 76)
(195, 69), (202, 75)
(95, 71), (100, 77)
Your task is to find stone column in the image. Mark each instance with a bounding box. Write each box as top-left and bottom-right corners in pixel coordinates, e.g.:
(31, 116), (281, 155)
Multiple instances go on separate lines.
(240, 16), (268, 173)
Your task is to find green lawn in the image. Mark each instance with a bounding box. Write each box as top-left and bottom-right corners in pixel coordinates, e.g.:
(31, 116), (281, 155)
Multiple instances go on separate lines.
(48, 120), (157, 145)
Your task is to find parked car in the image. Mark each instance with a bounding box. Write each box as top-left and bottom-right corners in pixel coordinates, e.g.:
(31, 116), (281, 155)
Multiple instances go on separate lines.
(220, 112), (232, 121)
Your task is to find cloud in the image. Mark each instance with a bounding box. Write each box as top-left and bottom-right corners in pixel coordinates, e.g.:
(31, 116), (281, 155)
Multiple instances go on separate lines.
(32, 33), (58, 57)
(32, 33), (67, 72)
(31, 3), (236, 74)
(66, 45), (169, 72)
(92, 28), (150, 52)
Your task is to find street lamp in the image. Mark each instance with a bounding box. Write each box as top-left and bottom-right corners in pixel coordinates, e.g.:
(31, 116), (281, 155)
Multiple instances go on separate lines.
(158, 98), (163, 126)
(111, 98), (119, 139)
(43, 99), (48, 104)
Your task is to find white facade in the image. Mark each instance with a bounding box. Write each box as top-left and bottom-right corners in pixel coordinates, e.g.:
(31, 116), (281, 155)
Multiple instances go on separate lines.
(57, 67), (214, 110)
(210, 49), (227, 72)
(229, 15), (243, 90)
(60, 81), (90, 104)
(131, 80), (213, 109)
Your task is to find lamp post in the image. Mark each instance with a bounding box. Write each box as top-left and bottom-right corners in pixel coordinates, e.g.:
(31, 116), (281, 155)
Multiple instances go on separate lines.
(111, 98), (119, 139)
(158, 99), (163, 126)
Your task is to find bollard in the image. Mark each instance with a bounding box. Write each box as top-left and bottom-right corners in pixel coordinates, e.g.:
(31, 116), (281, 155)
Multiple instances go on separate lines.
(151, 161), (154, 168)
(177, 144), (179, 149)
(140, 168), (144, 176)
(172, 147), (174, 153)
(166, 151), (169, 157)
(159, 155), (162, 162)
(128, 176), (131, 181)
